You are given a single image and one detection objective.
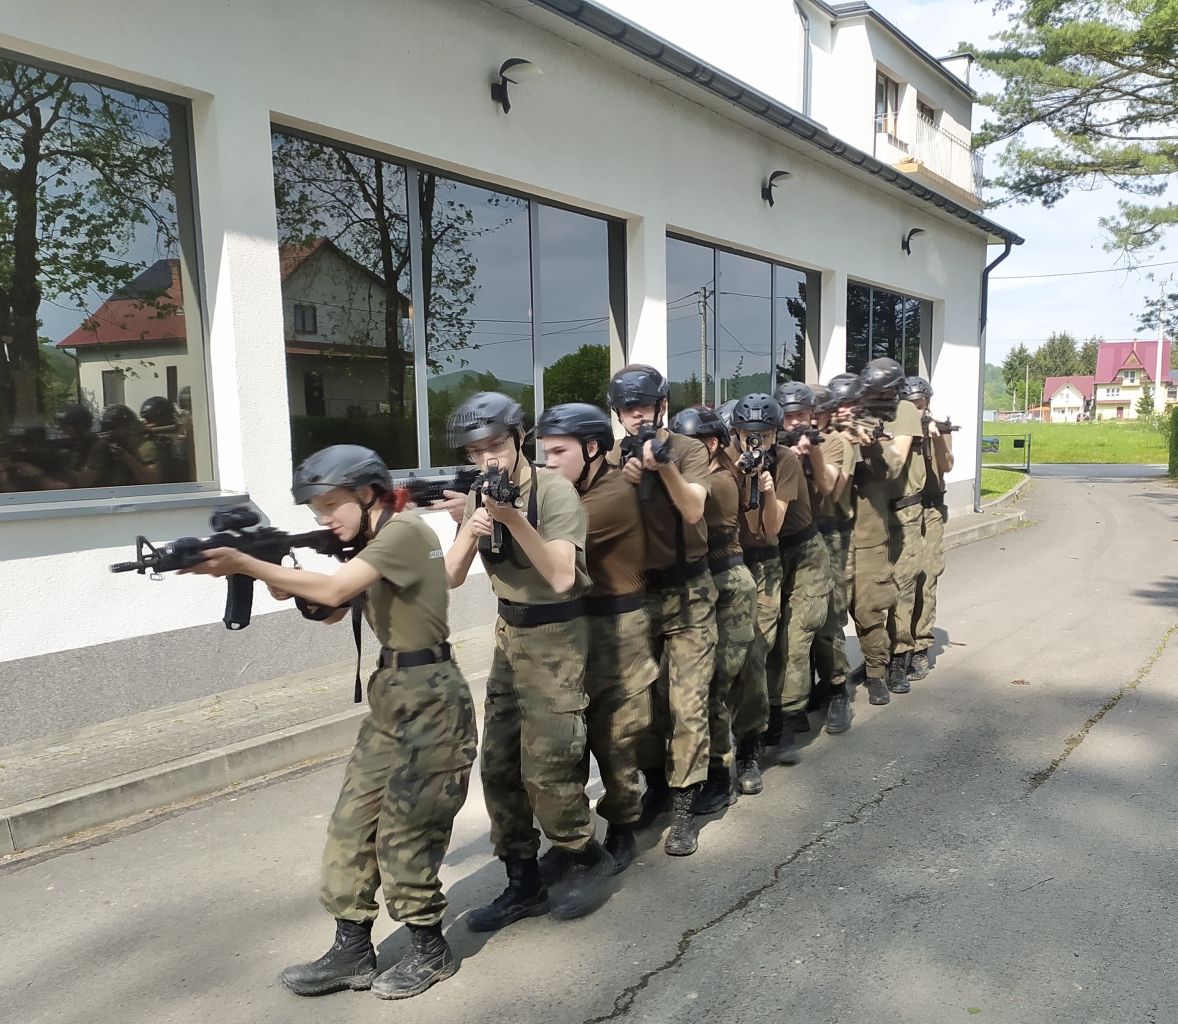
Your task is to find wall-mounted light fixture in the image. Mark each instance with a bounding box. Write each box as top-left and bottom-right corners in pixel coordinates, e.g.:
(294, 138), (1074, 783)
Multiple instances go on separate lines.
(491, 59), (542, 114)
(902, 227), (925, 256)
(761, 170), (791, 207)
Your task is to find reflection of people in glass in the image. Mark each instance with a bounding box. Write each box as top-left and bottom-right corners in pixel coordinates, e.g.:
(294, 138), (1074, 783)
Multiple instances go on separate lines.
(95, 405), (161, 486)
(140, 396), (190, 483)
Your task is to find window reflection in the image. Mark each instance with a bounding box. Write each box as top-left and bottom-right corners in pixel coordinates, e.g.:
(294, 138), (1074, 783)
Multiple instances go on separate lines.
(716, 251), (771, 403)
(538, 205), (611, 410)
(846, 281), (925, 376)
(272, 132), (417, 468)
(666, 237), (715, 414)
(419, 174), (532, 465)
(774, 265), (808, 385)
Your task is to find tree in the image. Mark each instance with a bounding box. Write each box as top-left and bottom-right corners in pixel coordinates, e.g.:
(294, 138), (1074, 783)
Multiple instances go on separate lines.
(1138, 382), (1155, 418)
(968, 1), (1178, 259)
(1078, 338), (1101, 376)
(1138, 288), (1178, 360)
(543, 344), (609, 408)
(1034, 331), (1081, 378)
(983, 363), (1010, 410)
(0, 60), (179, 427)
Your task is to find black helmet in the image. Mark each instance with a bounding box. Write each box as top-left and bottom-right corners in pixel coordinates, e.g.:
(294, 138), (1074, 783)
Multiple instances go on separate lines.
(607, 364), (669, 411)
(535, 403), (615, 453)
(899, 376), (933, 402)
(774, 381), (816, 413)
(54, 404), (93, 434)
(671, 405), (730, 448)
(140, 396), (176, 426)
(292, 444), (392, 504)
(811, 384), (838, 414)
(715, 399), (738, 431)
(100, 404), (139, 431)
(827, 373), (863, 406)
(445, 391), (526, 449)
(861, 358), (905, 395)
(732, 393), (783, 432)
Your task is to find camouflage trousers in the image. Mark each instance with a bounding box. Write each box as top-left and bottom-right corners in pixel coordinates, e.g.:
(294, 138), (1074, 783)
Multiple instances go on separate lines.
(887, 507), (926, 655)
(638, 573), (718, 789)
(813, 524), (852, 689)
(580, 606), (657, 825)
(848, 540), (898, 679)
(707, 564), (756, 767)
(482, 616), (594, 860)
(913, 503), (947, 652)
(768, 533), (834, 717)
(319, 657), (477, 927)
(729, 554), (783, 743)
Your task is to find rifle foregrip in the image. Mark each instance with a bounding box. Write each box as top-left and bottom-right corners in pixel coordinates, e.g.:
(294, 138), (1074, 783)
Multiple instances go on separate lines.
(224, 574), (254, 630)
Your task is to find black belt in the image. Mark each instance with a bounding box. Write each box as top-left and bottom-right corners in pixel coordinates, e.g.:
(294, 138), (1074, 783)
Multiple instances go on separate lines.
(778, 522), (818, 551)
(838, 518), (856, 534)
(708, 552), (745, 575)
(816, 519), (837, 535)
(497, 598), (585, 628)
(584, 592), (646, 616)
(645, 555), (708, 591)
(921, 493), (946, 509)
(743, 544), (780, 565)
(890, 493), (924, 511)
(378, 641), (452, 670)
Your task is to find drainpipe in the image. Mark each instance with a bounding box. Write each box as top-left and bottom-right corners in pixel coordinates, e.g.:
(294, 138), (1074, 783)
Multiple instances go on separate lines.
(794, 2), (812, 118)
(974, 239), (1013, 513)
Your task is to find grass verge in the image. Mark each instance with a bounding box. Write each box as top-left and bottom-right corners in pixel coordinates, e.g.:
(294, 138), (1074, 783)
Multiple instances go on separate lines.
(980, 468), (1026, 501)
(981, 420), (1167, 464)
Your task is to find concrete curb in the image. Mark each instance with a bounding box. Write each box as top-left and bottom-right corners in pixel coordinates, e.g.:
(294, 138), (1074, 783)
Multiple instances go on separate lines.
(944, 508), (1027, 552)
(983, 474), (1032, 510)
(1, 708), (367, 855)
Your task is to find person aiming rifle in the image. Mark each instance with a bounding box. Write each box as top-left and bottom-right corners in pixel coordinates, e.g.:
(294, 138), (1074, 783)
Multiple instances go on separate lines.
(177, 444), (477, 1001)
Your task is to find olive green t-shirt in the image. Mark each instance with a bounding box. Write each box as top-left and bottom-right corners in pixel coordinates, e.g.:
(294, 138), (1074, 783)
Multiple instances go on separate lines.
(776, 448), (811, 536)
(887, 399), (928, 500)
(610, 430), (711, 571)
(581, 465), (645, 598)
(355, 511), (448, 651)
(922, 432), (953, 500)
(463, 467), (591, 604)
(705, 463), (743, 561)
(853, 418), (905, 548)
(736, 444), (790, 548)
(812, 431), (856, 523)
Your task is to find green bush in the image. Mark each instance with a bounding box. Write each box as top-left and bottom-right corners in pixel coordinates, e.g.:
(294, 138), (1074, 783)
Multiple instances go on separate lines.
(1170, 407), (1178, 477)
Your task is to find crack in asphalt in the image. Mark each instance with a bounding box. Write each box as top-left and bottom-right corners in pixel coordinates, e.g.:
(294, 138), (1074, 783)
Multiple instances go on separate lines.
(581, 779), (907, 1024)
(1026, 620), (1178, 794)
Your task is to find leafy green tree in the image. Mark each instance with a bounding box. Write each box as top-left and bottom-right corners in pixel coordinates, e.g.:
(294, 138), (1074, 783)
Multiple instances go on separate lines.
(0, 59), (179, 427)
(1137, 288), (1178, 360)
(1078, 338), (1101, 376)
(1137, 382), (1155, 419)
(968, 0), (1178, 258)
(542, 343), (609, 408)
(1034, 331), (1080, 378)
(983, 363), (1011, 410)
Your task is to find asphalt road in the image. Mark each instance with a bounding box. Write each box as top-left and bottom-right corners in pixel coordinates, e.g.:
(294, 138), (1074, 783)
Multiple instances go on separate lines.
(3, 470), (1178, 1024)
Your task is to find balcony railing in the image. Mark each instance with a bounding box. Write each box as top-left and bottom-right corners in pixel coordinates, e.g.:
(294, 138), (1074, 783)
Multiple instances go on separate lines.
(874, 112), (982, 200)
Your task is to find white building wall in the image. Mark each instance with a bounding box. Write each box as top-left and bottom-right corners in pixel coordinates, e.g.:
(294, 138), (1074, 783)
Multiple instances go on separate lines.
(0, 0), (994, 668)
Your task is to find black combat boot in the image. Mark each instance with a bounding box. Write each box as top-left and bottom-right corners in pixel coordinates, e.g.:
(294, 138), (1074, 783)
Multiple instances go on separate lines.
(908, 650), (930, 680)
(763, 705), (784, 747)
(825, 686), (852, 734)
(693, 763), (733, 815)
(734, 734), (764, 795)
(789, 709), (812, 734)
(636, 768), (671, 829)
(371, 923), (456, 1000)
(467, 856), (549, 932)
(279, 918), (378, 996)
(865, 676), (890, 705)
(603, 822), (637, 874)
(549, 839), (616, 920)
(776, 725), (801, 766)
(537, 845), (570, 887)
(887, 653), (911, 694)
(664, 786), (699, 856)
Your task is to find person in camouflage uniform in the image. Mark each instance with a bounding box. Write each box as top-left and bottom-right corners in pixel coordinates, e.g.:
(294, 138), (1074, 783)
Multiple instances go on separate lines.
(445, 393), (615, 931)
(536, 403), (657, 875)
(727, 393), (788, 795)
(183, 444), (476, 1001)
(608, 365), (716, 859)
(899, 377), (956, 681)
(670, 405), (757, 816)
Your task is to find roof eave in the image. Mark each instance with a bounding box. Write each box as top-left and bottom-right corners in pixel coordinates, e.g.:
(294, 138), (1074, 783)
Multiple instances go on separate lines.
(523, 0), (1022, 246)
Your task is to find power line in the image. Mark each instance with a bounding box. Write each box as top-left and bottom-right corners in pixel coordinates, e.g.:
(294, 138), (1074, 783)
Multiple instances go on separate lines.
(992, 259), (1178, 281)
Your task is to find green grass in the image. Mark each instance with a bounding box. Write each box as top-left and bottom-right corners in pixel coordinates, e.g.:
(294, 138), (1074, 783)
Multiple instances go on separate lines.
(980, 468), (1026, 500)
(980, 420), (1168, 465)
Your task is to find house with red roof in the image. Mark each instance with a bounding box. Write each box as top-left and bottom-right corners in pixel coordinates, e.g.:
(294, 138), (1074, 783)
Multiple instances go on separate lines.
(1043, 375), (1094, 423)
(1092, 340), (1175, 421)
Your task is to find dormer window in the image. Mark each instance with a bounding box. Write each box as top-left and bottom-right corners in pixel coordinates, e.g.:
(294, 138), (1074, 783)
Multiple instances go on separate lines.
(875, 72), (900, 137)
(1124, 369), (1136, 384)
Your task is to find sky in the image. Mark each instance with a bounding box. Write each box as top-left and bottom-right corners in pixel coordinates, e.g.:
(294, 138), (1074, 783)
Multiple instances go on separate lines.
(869, 0), (1174, 365)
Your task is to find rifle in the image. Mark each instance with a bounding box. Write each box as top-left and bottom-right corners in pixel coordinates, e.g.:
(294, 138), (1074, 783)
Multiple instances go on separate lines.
(619, 423), (672, 501)
(109, 505), (361, 630)
(391, 466), (480, 508)
(779, 424), (825, 448)
(735, 432), (776, 510)
(477, 464), (524, 553)
(921, 413), (961, 434)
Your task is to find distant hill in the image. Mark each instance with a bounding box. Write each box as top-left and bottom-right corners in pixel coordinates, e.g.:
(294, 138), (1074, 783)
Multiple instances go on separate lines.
(426, 368), (530, 399)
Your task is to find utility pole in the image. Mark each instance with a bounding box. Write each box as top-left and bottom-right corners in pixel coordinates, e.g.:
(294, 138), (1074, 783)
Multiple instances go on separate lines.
(698, 286), (709, 406)
(1025, 360), (1029, 417)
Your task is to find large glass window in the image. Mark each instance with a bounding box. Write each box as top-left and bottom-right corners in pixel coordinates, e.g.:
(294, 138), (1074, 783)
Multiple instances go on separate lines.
(846, 282), (926, 376)
(272, 133), (622, 470)
(1, 55), (210, 495)
(666, 236), (810, 415)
